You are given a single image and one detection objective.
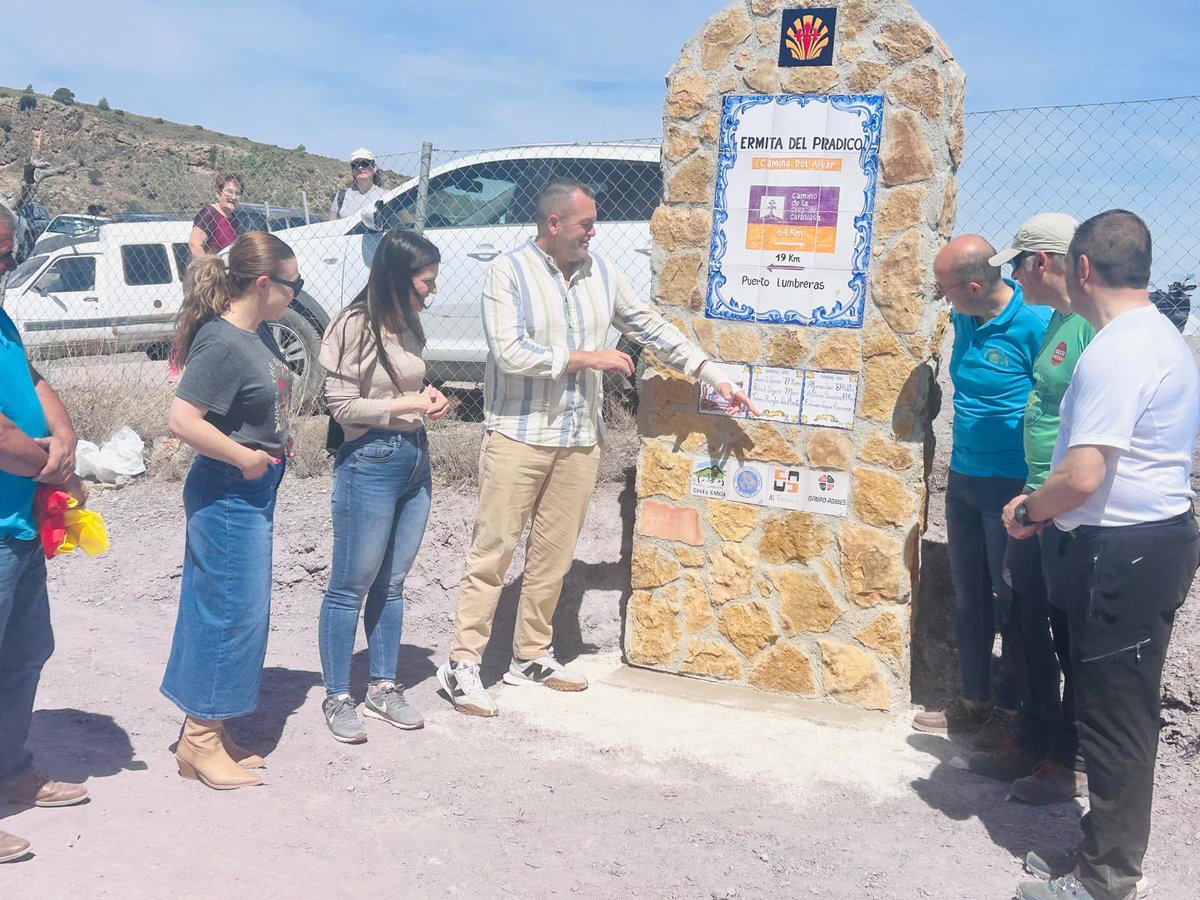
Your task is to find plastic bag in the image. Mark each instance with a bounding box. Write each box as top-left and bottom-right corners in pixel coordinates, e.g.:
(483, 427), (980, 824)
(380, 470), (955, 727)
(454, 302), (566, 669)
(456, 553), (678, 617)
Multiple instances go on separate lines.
(34, 486), (110, 559)
(75, 426), (146, 483)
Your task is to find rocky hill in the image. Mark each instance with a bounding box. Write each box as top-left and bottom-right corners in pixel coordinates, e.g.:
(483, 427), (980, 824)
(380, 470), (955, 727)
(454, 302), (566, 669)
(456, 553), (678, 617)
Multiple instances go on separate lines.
(0, 86), (398, 218)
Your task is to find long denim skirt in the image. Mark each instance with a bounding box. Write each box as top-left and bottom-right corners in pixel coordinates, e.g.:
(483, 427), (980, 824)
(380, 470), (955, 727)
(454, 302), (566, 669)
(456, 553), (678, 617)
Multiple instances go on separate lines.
(161, 454), (284, 719)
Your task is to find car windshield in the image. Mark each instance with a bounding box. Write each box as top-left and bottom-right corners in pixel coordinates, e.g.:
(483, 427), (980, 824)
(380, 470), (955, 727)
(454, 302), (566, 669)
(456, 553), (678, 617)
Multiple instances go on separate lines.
(5, 254), (49, 291)
(48, 217), (101, 237)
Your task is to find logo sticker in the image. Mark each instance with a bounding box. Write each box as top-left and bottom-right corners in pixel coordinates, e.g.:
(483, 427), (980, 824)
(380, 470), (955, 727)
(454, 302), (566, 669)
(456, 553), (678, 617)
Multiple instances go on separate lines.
(984, 347), (1010, 368)
(1051, 342), (1067, 366)
(778, 8), (837, 67)
(733, 466), (764, 500)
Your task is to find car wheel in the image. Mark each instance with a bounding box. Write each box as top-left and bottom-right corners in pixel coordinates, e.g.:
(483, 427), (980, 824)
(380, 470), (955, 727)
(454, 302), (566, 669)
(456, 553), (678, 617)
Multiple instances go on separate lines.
(268, 306), (324, 412)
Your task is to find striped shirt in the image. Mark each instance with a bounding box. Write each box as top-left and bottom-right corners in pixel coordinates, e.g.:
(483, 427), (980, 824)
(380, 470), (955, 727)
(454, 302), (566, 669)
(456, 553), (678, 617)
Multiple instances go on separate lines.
(482, 239), (709, 447)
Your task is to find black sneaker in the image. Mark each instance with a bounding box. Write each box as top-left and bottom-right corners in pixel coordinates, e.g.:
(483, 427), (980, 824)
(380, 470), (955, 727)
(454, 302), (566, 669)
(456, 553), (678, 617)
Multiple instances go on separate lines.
(967, 739), (1040, 782)
(971, 705), (1016, 751)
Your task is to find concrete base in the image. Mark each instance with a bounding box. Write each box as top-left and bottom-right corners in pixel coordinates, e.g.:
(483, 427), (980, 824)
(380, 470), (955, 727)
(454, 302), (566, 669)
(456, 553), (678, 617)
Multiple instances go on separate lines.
(602, 664), (897, 730)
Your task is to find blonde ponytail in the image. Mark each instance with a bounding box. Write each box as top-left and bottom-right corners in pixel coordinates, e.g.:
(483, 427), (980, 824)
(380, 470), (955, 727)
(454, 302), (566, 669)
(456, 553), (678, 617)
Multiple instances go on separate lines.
(176, 255), (232, 362)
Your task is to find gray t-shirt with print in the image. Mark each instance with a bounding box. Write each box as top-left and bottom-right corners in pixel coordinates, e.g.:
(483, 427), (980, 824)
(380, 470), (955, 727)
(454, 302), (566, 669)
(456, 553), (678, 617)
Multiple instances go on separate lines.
(177, 317), (293, 449)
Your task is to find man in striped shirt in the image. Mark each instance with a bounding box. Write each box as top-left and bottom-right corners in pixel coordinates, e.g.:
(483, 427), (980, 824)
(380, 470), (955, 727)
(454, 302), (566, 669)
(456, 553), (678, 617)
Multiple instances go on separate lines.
(437, 178), (755, 716)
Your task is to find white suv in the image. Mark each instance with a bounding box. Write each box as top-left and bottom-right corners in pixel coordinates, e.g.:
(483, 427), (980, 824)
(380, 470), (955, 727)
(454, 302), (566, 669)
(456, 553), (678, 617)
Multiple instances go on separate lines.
(274, 143), (662, 403)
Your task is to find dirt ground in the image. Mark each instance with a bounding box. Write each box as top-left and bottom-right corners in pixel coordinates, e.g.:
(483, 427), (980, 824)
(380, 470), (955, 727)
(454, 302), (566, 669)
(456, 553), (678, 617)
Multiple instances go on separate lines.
(3, 346), (1199, 897)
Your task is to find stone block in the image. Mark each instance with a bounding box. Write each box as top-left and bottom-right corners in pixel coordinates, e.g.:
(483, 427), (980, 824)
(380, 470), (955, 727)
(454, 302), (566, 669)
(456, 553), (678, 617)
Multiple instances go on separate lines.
(709, 542), (759, 602)
(664, 125), (700, 162)
(681, 573), (713, 632)
(701, 7), (752, 70)
(718, 601), (777, 658)
(651, 206), (712, 252)
(873, 186), (927, 244)
(667, 71), (709, 120)
(641, 365), (696, 411)
(715, 324), (761, 363)
(692, 318), (719, 359)
(880, 109), (934, 187)
(819, 640), (890, 710)
(860, 433), (915, 471)
(681, 639), (743, 679)
(765, 327), (810, 368)
(839, 522), (908, 606)
(773, 568), (841, 634)
(887, 65), (944, 119)
(848, 61), (889, 93)
(627, 591), (681, 665)
(637, 441), (693, 500)
(668, 155), (716, 203)
(810, 330), (861, 371)
(706, 499), (761, 541)
(675, 546), (707, 568)
(759, 511), (832, 564)
(743, 59), (780, 93)
(698, 112), (720, 143)
(852, 468), (915, 527)
(745, 422), (804, 465)
(874, 21), (933, 64)
(750, 643), (816, 695)
(861, 352), (918, 422)
(749, 0), (781, 14)
(838, 0), (875, 40)
(782, 67), (839, 94)
(638, 499), (704, 546)
(855, 610), (905, 664)
(659, 251), (705, 305)
(631, 543), (682, 590)
(939, 175), (957, 238)
(806, 431), (853, 470)
(870, 229), (926, 334)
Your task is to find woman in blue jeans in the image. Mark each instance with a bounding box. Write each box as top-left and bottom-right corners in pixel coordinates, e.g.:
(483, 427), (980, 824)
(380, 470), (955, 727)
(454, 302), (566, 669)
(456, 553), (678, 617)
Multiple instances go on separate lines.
(162, 232), (300, 790)
(317, 231), (449, 743)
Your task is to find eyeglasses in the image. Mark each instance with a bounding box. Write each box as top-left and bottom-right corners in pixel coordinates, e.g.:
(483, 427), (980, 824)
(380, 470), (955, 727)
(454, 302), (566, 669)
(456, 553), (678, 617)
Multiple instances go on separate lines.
(220, 190), (241, 200)
(269, 274), (304, 298)
(350, 159), (374, 170)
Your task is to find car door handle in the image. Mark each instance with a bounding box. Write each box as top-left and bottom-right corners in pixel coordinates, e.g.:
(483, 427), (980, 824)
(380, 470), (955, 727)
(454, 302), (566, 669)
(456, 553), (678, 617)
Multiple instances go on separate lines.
(323, 257), (339, 265)
(83, 296), (99, 302)
(468, 249), (500, 262)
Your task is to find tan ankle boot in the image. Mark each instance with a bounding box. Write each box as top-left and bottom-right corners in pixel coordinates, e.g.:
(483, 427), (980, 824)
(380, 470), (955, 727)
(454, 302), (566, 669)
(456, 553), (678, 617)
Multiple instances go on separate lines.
(221, 731), (266, 769)
(175, 718), (263, 790)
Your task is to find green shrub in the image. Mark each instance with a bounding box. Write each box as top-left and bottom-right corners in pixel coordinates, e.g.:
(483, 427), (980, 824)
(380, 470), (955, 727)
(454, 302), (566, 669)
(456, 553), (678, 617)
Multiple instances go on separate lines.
(295, 144), (306, 152)
(52, 87), (75, 104)
(193, 123), (203, 130)
(18, 93), (36, 112)
(0, 116), (12, 133)
(155, 117), (164, 124)
(114, 109), (125, 116)
(87, 169), (102, 186)
(97, 97), (110, 110)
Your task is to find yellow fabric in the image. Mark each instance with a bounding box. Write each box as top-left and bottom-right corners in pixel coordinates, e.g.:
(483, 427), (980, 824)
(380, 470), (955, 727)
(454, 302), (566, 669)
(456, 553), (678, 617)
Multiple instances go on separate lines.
(57, 496), (109, 557)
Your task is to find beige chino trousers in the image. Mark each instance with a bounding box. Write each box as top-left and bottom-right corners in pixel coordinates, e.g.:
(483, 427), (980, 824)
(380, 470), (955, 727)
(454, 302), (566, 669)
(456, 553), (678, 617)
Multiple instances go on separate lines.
(450, 430), (601, 663)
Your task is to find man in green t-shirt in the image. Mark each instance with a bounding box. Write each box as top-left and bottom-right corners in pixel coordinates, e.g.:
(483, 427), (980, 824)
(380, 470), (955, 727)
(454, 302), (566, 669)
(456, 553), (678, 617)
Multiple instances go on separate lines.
(966, 214), (1095, 806)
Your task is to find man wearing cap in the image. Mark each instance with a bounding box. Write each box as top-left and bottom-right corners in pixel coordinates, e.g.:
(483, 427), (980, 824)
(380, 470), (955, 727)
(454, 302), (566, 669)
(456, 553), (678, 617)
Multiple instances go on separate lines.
(913, 235), (1051, 749)
(1007, 211), (1199, 900)
(329, 148), (387, 221)
(967, 215), (1095, 807)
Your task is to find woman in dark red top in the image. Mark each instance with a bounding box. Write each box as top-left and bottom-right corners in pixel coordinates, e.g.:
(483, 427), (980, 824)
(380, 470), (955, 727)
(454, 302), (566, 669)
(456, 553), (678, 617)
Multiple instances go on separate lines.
(189, 173), (242, 259)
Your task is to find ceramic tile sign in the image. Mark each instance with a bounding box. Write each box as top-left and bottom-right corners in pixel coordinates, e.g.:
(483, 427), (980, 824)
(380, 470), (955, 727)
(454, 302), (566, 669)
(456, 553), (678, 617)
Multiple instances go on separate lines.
(705, 93), (883, 329)
(778, 8), (837, 68)
(749, 366), (803, 425)
(688, 455), (849, 518)
(800, 369), (858, 428)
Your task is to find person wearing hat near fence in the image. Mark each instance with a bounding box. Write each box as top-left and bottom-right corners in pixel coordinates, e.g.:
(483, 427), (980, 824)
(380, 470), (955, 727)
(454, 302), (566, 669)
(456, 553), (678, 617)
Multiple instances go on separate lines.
(0, 204), (90, 864)
(330, 148), (387, 222)
(966, 215), (1095, 807)
(436, 177), (757, 717)
(1005, 210), (1199, 900)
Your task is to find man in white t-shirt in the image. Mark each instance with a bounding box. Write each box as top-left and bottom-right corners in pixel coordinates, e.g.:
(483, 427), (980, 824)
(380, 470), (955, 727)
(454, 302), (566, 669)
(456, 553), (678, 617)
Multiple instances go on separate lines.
(1004, 210), (1200, 900)
(329, 148), (388, 222)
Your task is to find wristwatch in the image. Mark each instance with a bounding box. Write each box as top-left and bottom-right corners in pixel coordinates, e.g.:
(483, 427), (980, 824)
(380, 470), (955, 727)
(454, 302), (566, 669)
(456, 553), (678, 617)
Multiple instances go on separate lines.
(1014, 500), (1032, 527)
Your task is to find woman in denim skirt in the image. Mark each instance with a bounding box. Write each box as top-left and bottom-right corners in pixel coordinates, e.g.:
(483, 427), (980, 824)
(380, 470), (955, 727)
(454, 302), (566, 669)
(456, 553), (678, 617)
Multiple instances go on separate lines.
(161, 232), (300, 789)
(317, 231), (449, 743)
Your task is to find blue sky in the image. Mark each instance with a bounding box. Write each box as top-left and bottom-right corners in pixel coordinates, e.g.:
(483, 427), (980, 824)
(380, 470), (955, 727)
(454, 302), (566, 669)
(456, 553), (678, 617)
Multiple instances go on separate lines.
(2, 0), (1196, 159)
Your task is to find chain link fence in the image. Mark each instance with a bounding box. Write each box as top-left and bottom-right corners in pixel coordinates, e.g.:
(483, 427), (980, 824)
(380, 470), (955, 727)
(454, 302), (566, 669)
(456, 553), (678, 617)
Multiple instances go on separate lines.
(2, 97), (1197, 441)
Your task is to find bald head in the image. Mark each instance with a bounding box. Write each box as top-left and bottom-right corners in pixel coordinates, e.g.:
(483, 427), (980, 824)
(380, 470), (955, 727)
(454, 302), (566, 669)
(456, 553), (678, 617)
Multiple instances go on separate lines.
(936, 235), (1002, 291)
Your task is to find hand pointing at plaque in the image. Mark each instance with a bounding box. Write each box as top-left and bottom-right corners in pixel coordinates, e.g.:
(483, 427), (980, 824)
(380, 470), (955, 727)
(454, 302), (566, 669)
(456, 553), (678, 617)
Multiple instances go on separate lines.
(717, 381), (760, 417)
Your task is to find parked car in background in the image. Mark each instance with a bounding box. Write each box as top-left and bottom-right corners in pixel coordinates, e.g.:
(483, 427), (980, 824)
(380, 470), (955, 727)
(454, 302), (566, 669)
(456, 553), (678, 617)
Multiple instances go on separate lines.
(15, 201), (51, 263)
(33, 214), (110, 252)
(271, 143), (662, 404)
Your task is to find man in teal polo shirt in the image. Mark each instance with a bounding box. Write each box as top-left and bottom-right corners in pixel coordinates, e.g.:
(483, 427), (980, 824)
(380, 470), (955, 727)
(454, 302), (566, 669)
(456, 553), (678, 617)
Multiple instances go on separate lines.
(0, 205), (89, 864)
(913, 234), (1051, 749)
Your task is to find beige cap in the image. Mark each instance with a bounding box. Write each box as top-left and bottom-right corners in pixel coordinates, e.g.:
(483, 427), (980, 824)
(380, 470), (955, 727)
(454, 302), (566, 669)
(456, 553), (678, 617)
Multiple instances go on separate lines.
(989, 212), (1079, 266)
(349, 147), (376, 163)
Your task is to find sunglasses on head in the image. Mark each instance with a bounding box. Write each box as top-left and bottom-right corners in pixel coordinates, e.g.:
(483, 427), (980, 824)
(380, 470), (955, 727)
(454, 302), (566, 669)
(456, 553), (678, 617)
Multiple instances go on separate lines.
(269, 274), (304, 298)
(351, 159), (374, 170)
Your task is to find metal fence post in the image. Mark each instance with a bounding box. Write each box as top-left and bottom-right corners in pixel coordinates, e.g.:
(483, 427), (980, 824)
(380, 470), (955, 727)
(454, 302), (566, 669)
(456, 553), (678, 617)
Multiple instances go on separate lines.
(415, 140), (433, 234)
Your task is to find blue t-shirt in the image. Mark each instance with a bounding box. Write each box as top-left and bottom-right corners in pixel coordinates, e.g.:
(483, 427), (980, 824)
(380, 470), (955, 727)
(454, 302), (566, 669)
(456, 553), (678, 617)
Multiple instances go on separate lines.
(949, 280), (1051, 479)
(0, 309), (49, 541)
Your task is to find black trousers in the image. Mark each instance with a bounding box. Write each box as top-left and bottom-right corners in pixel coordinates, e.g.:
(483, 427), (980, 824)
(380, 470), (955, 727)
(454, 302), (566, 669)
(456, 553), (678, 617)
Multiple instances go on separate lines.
(1043, 513), (1199, 900)
(1002, 532), (1080, 767)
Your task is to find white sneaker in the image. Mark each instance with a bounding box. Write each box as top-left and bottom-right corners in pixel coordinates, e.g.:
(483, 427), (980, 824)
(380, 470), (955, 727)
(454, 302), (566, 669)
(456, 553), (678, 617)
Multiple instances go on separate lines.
(503, 653), (588, 692)
(436, 660), (499, 717)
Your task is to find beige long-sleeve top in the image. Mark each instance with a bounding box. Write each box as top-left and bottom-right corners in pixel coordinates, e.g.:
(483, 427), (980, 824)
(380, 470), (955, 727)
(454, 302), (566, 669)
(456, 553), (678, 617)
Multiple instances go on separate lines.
(319, 310), (426, 440)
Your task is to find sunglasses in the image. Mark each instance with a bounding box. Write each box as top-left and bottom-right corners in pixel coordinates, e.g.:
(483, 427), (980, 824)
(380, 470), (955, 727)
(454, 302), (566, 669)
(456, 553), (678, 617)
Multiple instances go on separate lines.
(350, 159), (375, 170)
(1010, 251), (1031, 271)
(269, 274), (304, 298)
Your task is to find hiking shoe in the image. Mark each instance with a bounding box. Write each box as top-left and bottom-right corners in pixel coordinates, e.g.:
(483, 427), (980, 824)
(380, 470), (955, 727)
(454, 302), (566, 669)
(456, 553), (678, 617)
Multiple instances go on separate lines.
(322, 693), (368, 744)
(967, 739), (1040, 782)
(364, 681), (424, 730)
(0, 770), (87, 807)
(1015, 872), (1136, 900)
(437, 660), (498, 717)
(972, 706), (1017, 751)
(1011, 760), (1088, 805)
(912, 697), (991, 733)
(1024, 853), (1148, 898)
(503, 653), (589, 692)
(0, 830), (31, 863)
